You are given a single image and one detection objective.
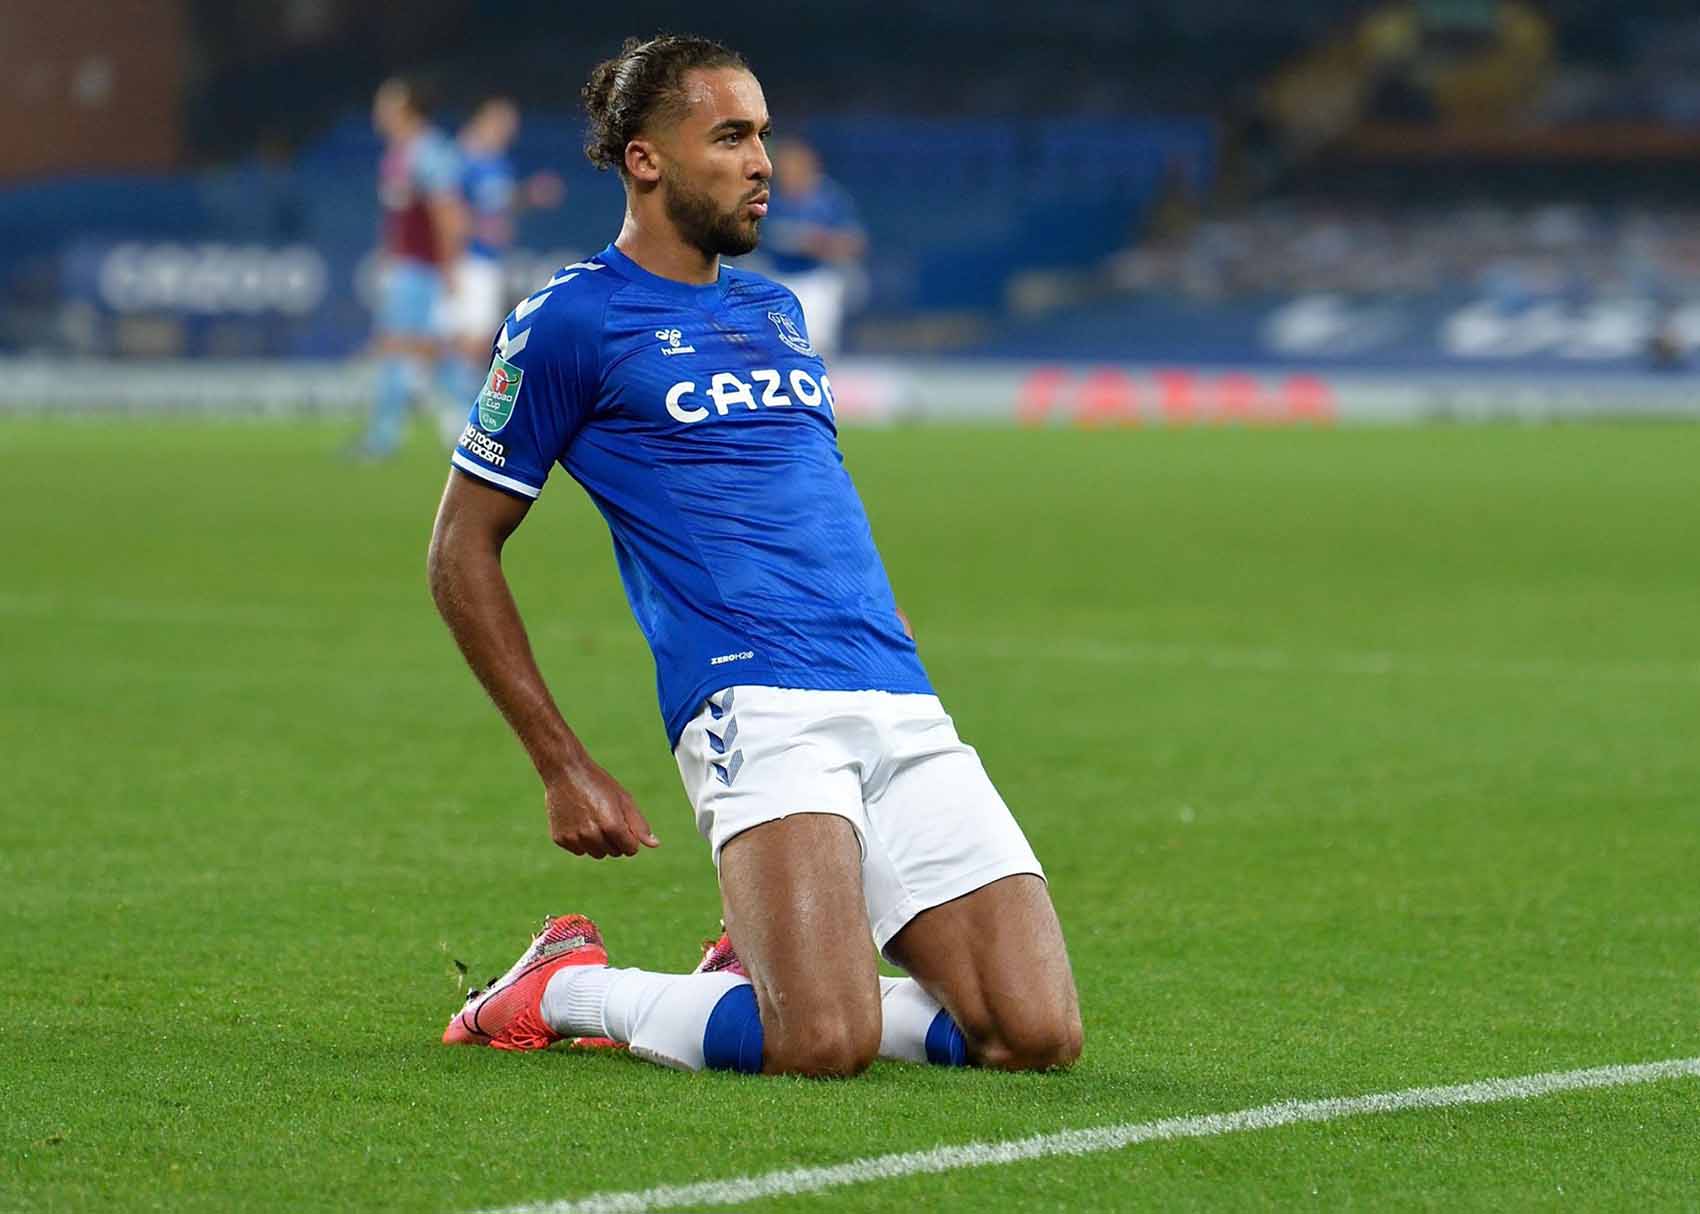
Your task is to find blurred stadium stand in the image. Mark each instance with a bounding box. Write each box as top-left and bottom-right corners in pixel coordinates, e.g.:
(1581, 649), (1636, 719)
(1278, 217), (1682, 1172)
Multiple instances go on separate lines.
(4, 0), (1700, 421)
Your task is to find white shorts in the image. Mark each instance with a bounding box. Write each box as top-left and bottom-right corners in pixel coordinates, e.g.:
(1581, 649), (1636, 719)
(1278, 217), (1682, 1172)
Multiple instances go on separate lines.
(438, 255), (507, 343)
(673, 686), (1044, 954)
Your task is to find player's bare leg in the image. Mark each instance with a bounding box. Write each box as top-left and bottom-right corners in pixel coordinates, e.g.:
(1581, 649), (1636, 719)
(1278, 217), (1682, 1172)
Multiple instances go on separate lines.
(884, 875), (1082, 1071)
(360, 333), (439, 456)
(443, 813), (882, 1076)
(718, 813), (883, 1077)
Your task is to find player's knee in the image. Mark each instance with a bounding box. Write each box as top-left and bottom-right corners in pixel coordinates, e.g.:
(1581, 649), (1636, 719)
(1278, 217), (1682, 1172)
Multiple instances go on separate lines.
(764, 1009), (879, 1078)
(972, 1005), (1083, 1072)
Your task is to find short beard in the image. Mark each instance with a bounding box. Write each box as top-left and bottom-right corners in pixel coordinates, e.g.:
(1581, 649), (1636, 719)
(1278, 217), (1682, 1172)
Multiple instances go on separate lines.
(661, 165), (761, 258)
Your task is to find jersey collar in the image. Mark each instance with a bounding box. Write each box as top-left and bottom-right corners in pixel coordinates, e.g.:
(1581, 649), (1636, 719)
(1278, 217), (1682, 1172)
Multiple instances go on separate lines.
(599, 243), (730, 304)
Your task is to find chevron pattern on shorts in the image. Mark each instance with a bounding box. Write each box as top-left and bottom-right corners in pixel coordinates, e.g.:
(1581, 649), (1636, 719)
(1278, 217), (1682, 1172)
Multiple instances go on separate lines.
(712, 749), (745, 787)
(707, 690), (743, 786)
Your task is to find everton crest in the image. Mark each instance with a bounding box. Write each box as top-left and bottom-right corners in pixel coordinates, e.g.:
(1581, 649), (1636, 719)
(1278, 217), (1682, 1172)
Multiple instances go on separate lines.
(767, 311), (816, 357)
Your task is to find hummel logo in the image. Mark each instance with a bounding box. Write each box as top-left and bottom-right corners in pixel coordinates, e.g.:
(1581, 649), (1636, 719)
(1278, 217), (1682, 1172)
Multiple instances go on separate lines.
(656, 327), (697, 356)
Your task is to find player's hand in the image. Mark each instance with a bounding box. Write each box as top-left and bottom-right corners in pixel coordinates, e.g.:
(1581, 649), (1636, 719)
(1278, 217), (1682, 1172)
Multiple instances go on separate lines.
(895, 606), (914, 640)
(544, 759), (660, 859)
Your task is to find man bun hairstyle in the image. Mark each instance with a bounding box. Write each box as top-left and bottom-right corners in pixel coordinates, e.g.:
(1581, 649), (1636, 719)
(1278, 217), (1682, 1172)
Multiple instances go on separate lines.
(582, 34), (749, 174)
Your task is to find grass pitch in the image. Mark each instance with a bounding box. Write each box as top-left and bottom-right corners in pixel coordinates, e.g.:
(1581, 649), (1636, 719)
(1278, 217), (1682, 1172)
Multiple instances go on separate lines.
(2, 418), (1697, 1212)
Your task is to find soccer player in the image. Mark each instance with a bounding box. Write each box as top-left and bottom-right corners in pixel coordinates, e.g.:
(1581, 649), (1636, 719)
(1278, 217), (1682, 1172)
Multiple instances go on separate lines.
(430, 35), (1082, 1077)
(763, 138), (866, 356)
(358, 77), (467, 458)
(443, 97), (567, 373)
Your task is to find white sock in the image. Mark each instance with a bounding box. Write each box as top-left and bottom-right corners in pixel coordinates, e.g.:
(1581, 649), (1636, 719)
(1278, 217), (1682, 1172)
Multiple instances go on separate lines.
(541, 964), (619, 1038)
(542, 966), (750, 1071)
(878, 976), (951, 1064)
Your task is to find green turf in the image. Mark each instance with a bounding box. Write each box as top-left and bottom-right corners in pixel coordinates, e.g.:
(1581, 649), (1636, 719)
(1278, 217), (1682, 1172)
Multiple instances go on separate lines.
(2, 419), (1697, 1212)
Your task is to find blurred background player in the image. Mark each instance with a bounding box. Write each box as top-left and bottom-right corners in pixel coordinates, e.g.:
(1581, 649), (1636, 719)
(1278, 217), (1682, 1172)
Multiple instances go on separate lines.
(762, 138), (865, 357)
(356, 77), (466, 459)
(443, 97), (566, 378)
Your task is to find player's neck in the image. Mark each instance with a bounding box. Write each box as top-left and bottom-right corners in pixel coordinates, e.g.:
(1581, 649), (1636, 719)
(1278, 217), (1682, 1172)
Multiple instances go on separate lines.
(614, 215), (719, 287)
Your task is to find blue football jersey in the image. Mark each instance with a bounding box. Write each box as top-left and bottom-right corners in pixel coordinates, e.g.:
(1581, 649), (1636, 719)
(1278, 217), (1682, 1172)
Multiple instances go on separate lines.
(461, 152), (517, 260)
(763, 178), (863, 275)
(450, 243), (931, 746)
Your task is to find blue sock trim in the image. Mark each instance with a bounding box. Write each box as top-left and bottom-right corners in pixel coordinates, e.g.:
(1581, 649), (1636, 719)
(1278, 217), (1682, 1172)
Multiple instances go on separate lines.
(701, 984), (765, 1074)
(924, 1008), (968, 1067)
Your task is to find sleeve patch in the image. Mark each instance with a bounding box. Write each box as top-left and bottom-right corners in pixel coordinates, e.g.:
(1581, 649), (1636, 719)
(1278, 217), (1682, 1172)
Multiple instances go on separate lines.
(476, 355), (524, 432)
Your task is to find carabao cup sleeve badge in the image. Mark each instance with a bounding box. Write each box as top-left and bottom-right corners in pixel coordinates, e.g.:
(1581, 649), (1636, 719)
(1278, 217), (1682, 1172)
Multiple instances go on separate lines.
(477, 356), (524, 433)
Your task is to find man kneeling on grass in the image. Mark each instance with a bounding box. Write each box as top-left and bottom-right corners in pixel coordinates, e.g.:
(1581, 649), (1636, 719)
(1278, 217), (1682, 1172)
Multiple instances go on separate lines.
(429, 33), (1081, 1076)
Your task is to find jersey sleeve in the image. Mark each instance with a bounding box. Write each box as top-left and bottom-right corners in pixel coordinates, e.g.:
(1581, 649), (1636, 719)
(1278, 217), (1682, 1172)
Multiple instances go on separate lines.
(450, 290), (603, 499)
(472, 165), (516, 214)
(414, 133), (463, 196)
(821, 181), (864, 238)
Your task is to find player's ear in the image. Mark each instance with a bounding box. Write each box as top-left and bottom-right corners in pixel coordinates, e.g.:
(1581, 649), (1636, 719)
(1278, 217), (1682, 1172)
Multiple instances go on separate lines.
(625, 137), (662, 185)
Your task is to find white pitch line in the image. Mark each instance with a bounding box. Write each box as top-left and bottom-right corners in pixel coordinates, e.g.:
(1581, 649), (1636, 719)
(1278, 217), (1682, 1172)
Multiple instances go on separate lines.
(475, 1056), (1700, 1214)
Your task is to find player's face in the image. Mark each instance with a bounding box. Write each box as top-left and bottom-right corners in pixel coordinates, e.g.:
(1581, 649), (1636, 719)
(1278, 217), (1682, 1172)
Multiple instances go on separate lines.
(373, 83), (416, 141)
(657, 68), (772, 258)
(478, 101), (519, 148)
(372, 89), (401, 139)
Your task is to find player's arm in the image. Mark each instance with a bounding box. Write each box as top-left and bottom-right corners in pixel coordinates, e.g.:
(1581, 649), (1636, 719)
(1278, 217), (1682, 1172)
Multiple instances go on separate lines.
(419, 138), (468, 280)
(427, 470), (659, 859)
(429, 189), (467, 276)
